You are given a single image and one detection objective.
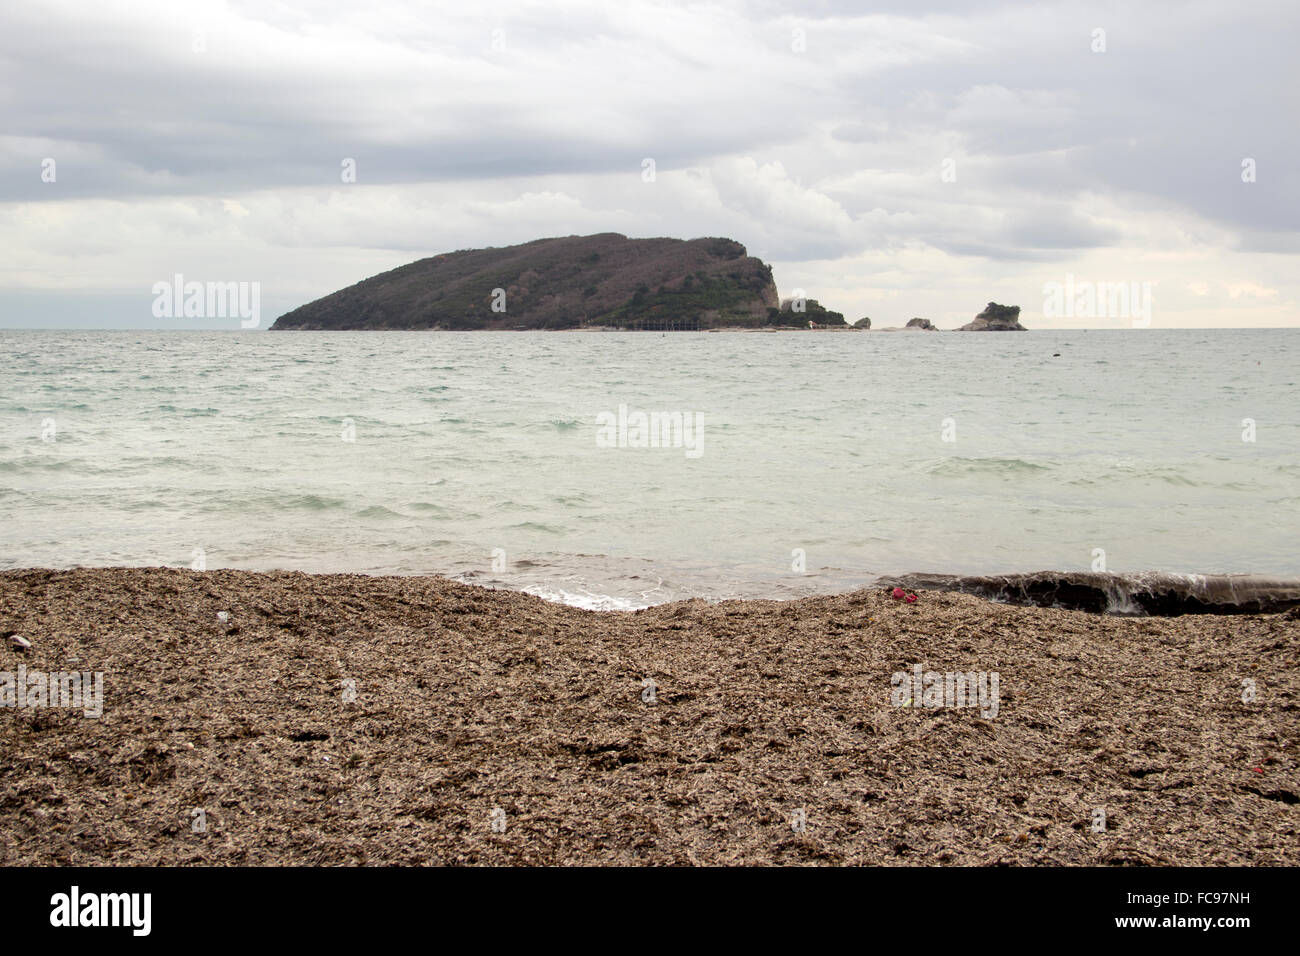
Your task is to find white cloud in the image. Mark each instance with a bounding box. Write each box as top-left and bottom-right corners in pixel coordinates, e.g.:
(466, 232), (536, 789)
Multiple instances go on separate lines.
(1228, 282), (1279, 299)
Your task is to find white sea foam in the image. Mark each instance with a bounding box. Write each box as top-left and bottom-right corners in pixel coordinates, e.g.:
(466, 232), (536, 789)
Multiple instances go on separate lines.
(520, 585), (651, 612)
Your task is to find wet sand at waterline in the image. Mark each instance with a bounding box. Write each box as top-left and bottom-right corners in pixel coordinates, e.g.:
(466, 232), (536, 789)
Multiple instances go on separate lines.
(1, 567), (1296, 866)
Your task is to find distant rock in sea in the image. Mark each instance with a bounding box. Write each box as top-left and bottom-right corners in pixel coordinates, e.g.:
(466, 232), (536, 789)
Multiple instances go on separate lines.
(905, 317), (937, 330)
(958, 302), (1025, 331)
(270, 234), (829, 331)
(772, 296), (846, 328)
(852, 317), (871, 329)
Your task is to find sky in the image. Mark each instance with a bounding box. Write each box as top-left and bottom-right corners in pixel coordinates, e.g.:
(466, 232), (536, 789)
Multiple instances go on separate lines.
(1, 0), (1297, 329)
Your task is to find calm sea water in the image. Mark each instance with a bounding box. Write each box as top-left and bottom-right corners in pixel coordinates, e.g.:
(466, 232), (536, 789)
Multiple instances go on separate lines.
(2, 329), (1297, 608)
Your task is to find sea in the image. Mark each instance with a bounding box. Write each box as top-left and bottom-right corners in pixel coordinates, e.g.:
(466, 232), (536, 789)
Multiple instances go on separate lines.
(2, 328), (1297, 609)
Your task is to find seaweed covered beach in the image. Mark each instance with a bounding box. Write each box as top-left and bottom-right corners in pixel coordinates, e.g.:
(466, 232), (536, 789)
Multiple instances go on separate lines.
(2, 567), (1296, 866)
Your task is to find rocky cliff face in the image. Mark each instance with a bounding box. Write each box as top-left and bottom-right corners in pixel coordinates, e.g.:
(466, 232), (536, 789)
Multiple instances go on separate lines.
(958, 302), (1025, 331)
(270, 234), (782, 330)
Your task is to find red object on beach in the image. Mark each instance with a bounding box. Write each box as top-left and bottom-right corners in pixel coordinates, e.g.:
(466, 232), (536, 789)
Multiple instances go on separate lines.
(891, 587), (905, 600)
(905, 593), (918, 604)
(1254, 767), (1265, 773)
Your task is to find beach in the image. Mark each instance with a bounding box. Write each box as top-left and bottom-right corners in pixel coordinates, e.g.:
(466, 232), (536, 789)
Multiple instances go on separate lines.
(2, 567), (1296, 866)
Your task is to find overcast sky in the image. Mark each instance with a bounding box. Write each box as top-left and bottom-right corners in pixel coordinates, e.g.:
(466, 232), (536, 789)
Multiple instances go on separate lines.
(1, 0), (1297, 329)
